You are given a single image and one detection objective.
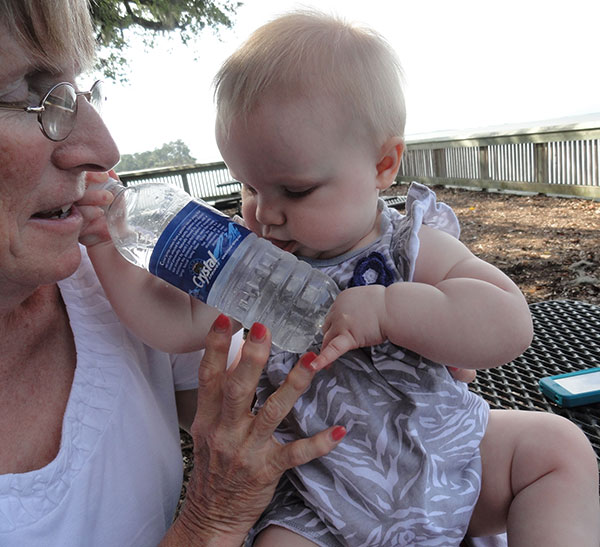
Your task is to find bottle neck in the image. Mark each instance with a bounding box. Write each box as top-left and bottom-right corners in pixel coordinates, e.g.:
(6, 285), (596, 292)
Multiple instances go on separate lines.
(97, 178), (126, 214)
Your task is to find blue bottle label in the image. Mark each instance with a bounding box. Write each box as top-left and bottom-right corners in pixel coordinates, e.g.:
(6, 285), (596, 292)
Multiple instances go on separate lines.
(148, 201), (251, 302)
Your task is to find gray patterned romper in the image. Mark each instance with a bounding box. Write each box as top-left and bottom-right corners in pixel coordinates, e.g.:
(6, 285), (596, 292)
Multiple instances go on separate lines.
(247, 183), (490, 546)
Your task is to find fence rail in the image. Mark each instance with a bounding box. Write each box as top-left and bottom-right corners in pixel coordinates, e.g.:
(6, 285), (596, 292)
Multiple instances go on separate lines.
(119, 121), (600, 201)
(118, 161), (240, 206)
(398, 121), (600, 199)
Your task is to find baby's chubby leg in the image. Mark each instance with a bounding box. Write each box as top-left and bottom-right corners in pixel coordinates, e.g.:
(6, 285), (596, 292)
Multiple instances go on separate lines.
(469, 409), (600, 546)
(254, 525), (318, 546)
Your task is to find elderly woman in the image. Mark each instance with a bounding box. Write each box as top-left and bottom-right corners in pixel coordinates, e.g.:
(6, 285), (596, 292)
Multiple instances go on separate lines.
(0, 1), (344, 545)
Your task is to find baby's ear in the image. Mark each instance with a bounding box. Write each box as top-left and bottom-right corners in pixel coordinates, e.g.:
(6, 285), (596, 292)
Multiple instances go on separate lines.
(375, 137), (404, 190)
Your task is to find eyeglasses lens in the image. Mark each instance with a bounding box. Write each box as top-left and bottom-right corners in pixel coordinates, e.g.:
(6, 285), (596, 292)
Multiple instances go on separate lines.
(42, 84), (77, 141)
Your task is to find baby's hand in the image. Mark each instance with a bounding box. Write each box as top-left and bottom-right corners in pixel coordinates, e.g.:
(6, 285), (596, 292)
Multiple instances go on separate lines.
(312, 286), (387, 370)
(78, 170), (117, 247)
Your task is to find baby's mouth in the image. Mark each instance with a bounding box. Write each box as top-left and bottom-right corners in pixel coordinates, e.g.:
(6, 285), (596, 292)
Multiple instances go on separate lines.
(268, 238), (297, 253)
(32, 204), (73, 220)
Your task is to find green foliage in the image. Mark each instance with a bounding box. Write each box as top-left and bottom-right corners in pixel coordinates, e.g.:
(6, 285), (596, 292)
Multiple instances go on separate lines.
(90, 1), (241, 81)
(115, 139), (197, 172)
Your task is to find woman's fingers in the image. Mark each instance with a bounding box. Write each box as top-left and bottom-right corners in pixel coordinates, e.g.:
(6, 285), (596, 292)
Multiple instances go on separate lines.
(220, 322), (272, 424)
(251, 352), (317, 444)
(184, 317), (347, 540)
(277, 425), (347, 471)
(194, 314), (232, 432)
(251, 350), (347, 470)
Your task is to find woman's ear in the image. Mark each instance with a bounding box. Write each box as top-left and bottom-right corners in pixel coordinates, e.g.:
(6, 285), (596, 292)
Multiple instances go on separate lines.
(375, 137), (404, 190)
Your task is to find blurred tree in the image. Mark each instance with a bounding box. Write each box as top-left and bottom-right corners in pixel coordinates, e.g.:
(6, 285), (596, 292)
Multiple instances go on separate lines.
(115, 139), (197, 171)
(90, 0), (241, 81)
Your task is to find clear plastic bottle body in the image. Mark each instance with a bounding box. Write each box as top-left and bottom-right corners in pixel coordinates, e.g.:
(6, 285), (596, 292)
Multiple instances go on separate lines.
(208, 234), (337, 352)
(104, 181), (338, 353)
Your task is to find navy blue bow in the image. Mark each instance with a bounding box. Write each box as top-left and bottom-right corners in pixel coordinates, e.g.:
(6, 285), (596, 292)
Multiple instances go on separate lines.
(349, 252), (394, 288)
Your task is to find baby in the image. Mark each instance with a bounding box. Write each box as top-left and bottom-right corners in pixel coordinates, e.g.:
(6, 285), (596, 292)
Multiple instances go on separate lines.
(82, 10), (600, 546)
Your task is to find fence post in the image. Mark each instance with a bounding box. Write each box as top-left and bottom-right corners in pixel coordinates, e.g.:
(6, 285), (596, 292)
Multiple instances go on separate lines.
(181, 172), (191, 194)
(535, 142), (549, 184)
(479, 145), (489, 180)
(433, 148), (446, 178)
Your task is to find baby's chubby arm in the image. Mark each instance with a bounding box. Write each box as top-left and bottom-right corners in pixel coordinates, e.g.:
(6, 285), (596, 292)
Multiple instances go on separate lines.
(78, 172), (226, 354)
(313, 224), (533, 370)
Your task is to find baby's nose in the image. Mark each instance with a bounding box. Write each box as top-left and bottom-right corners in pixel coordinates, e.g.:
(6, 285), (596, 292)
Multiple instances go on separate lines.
(255, 197), (285, 226)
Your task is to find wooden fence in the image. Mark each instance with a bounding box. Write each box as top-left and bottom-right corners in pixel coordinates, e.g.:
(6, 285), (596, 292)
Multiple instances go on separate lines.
(118, 161), (240, 207)
(398, 121), (600, 199)
(119, 121), (600, 201)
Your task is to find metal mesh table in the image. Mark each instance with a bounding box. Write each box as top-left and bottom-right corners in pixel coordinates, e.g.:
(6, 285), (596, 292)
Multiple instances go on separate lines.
(469, 300), (600, 459)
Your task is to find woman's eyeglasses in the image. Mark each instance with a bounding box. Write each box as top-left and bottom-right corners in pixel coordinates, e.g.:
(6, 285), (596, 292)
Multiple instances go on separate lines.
(0, 80), (104, 142)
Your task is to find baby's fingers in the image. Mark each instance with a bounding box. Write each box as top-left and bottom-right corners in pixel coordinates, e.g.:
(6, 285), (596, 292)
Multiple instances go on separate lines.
(77, 187), (114, 208)
(85, 168), (119, 186)
(448, 366), (477, 383)
(312, 333), (355, 370)
(78, 212), (112, 247)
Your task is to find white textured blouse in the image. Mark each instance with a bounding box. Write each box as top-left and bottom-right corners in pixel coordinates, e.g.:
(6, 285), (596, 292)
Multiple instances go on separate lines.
(0, 247), (241, 546)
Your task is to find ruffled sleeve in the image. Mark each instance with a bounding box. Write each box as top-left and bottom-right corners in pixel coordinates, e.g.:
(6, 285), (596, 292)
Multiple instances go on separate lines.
(392, 182), (461, 282)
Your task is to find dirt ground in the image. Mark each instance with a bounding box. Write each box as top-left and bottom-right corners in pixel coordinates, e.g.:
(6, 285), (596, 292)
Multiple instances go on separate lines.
(383, 183), (600, 306)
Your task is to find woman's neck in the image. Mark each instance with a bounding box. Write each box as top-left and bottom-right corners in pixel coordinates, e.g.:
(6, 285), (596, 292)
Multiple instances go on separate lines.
(0, 284), (65, 363)
(0, 283), (76, 473)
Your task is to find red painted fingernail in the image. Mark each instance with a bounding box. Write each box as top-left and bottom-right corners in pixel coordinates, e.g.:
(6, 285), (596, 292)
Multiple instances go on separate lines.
(249, 322), (267, 342)
(447, 366), (458, 372)
(300, 352), (317, 370)
(213, 314), (230, 332)
(331, 426), (346, 442)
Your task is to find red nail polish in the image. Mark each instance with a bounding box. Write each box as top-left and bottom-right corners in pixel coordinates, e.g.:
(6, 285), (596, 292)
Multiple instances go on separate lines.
(300, 352), (317, 370)
(249, 322), (267, 342)
(213, 314), (230, 332)
(331, 426), (346, 442)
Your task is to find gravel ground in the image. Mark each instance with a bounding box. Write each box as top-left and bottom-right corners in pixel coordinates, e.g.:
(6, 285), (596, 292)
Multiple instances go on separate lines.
(384, 183), (600, 305)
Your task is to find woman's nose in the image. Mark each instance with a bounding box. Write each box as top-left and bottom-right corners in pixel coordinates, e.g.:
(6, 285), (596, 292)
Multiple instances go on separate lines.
(51, 98), (120, 173)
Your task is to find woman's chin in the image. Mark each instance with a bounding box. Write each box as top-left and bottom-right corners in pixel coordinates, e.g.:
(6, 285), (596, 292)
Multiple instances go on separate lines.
(28, 240), (83, 287)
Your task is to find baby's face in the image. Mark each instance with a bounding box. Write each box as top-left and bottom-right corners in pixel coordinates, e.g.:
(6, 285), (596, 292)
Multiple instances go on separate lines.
(217, 95), (385, 260)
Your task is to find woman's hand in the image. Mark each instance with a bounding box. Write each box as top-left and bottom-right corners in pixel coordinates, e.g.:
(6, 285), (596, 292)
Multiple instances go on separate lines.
(78, 170), (118, 247)
(163, 315), (346, 546)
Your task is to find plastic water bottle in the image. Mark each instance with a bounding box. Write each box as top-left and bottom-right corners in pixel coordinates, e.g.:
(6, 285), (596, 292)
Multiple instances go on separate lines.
(101, 179), (339, 353)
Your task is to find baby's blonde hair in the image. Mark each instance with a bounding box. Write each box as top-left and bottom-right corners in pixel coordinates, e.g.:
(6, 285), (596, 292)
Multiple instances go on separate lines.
(0, 0), (95, 73)
(214, 10), (405, 146)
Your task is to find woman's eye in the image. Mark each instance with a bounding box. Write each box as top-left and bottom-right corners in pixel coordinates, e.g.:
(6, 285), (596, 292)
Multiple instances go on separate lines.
(0, 79), (29, 104)
(1, 76), (54, 106)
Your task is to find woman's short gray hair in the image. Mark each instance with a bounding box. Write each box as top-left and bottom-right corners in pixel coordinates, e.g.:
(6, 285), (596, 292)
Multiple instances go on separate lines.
(0, 0), (95, 72)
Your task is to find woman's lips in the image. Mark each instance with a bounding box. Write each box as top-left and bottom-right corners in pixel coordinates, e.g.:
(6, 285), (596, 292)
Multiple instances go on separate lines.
(28, 204), (83, 234)
(32, 204), (73, 220)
